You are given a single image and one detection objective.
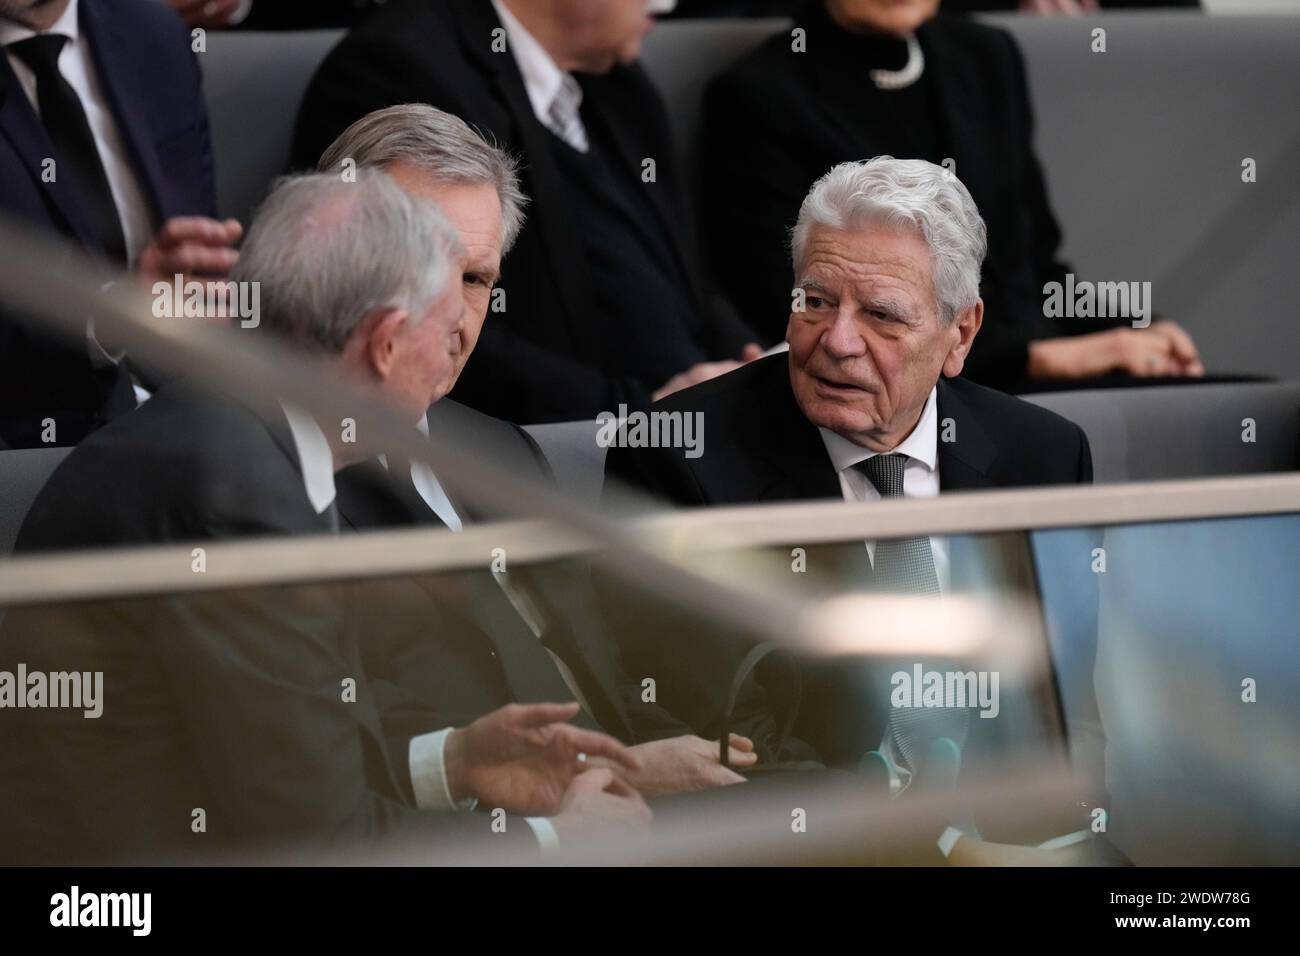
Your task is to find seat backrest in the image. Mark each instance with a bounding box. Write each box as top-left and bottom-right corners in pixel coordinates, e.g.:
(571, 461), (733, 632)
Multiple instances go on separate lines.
(639, 13), (1300, 382)
(0, 447), (72, 554)
(1025, 382), (1300, 484)
(203, 30), (346, 224)
(524, 420), (610, 504)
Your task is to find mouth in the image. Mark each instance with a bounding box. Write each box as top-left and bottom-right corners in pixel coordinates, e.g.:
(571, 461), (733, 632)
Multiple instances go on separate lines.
(812, 374), (866, 395)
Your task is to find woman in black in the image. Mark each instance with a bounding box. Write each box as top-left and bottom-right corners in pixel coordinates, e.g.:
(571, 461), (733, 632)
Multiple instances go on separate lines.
(700, 0), (1203, 390)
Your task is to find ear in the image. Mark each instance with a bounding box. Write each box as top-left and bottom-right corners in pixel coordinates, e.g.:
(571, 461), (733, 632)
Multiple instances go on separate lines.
(354, 307), (410, 380)
(941, 298), (983, 379)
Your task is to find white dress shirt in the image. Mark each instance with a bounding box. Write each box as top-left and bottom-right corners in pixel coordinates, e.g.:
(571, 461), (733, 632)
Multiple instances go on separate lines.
(490, 0), (589, 153)
(281, 405), (559, 849)
(816, 385), (950, 592)
(1, 0), (154, 264)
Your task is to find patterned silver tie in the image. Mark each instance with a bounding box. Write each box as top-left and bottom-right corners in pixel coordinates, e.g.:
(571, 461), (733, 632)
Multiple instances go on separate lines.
(855, 453), (940, 595)
(547, 76), (589, 153)
(854, 454), (969, 779)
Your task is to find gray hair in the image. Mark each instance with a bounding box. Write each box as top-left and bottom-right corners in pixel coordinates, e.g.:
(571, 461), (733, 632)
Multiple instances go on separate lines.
(790, 157), (988, 324)
(232, 171), (463, 353)
(317, 103), (529, 254)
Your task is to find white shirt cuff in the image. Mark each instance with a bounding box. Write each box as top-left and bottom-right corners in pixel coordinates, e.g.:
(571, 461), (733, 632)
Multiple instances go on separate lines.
(408, 727), (476, 811)
(1037, 829), (1092, 851)
(936, 825), (967, 859)
(525, 817), (560, 854)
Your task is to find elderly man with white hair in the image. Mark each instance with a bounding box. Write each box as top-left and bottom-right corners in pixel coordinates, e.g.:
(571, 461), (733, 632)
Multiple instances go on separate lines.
(605, 157), (1108, 863)
(609, 156), (1091, 513)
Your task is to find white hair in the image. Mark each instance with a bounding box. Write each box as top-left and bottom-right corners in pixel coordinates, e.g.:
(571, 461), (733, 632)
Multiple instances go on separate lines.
(790, 157), (988, 324)
(317, 104), (529, 254)
(232, 171), (463, 353)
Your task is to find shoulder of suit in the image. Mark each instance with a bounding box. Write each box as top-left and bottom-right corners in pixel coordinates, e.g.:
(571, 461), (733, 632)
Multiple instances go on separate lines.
(944, 376), (1085, 444)
(653, 353), (786, 415)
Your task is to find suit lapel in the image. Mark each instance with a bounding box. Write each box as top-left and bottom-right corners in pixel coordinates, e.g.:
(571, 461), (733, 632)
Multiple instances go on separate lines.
(0, 53), (100, 246)
(752, 359), (843, 504)
(451, 1), (600, 366)
(78, 0), (164, 219)
(936, 377), (998, 492)
(577, 75), (695, 290)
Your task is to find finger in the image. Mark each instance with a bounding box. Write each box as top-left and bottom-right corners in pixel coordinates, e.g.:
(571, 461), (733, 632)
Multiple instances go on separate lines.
(155, 217), (241, 249)
(160, 244), (239, 277)
(1157, 322), (1200, 364)
(708, 766), (748, 787)
(509, 701), (582, 728)
(556, 726), (642, 772)
(728, 733), (755, 753)
(568, 767), (615, 794)
(726, 746), (759, 767)
(599, 772), (642, 799)
(222, 218), (245, 243)
(739, 343), (763, 362)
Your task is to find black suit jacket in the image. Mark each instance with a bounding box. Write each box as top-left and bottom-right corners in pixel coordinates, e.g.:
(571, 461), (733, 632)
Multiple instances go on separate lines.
(334, 400), (696, 790)
(3, 386), (535, 862)
(602, 354), (1092, 768)
(0, 0), (217, 448)
(700, 9), (1125, 391)
(291, 0), (750, 424)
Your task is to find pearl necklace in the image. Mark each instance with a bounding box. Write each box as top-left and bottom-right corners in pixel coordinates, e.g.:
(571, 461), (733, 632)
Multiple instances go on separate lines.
(869, 34), (925, 91)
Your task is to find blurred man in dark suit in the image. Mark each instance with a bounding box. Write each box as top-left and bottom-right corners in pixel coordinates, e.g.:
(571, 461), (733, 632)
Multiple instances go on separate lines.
(318, 104), (765, 793)
(6, 172), (650, 862)
(701, 0), (1203, 392)
(292, 0), (761, 425)
(0, 0), (241, 447)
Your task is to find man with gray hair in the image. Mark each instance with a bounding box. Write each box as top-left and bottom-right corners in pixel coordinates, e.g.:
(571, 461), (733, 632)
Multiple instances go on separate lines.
(12, 170), (650, 862)
(315, 104), (767, 801)
(605, 157), (1104, 862)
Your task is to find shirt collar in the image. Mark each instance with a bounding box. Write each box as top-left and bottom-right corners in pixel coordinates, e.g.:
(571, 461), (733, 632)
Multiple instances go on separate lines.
(818, 385), (939, 474)
(0, 0), (80, 47)
(280, 403), (337, 516)
(490, 0), (578, 125)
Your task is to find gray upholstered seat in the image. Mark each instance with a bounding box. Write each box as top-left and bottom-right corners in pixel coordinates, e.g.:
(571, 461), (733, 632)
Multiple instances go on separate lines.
(0, 447), (72, 554)
(203, 29), (345, 225)
(1025, 382), (1300, 484)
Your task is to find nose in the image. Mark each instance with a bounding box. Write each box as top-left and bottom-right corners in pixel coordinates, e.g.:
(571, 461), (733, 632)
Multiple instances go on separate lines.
(820, 304), (865, 359)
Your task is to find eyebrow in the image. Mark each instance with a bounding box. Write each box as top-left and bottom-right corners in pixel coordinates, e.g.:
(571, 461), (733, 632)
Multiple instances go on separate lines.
(796, 276), (912, 321)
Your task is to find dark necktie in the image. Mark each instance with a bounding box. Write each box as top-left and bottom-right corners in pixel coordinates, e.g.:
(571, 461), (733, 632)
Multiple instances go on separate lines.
(854, 454), (968, 775)
(9, 33), (127, 264)
(854, 453), (940, 595)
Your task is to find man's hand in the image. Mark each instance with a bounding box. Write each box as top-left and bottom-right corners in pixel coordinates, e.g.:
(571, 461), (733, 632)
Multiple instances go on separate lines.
(166, 0), (245, 29)
(1027, 321), (1204, 380)
(596, 733), (757, 796)
(442, 702), (641, 816)
(136, 217), (243, 288)
(550, 769), (653, 843)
